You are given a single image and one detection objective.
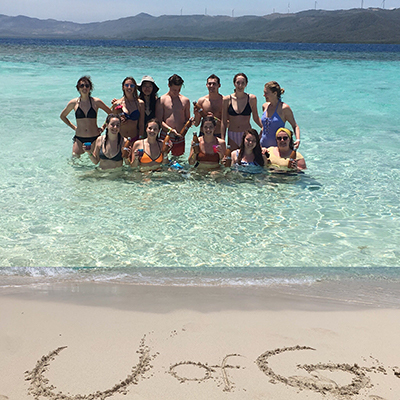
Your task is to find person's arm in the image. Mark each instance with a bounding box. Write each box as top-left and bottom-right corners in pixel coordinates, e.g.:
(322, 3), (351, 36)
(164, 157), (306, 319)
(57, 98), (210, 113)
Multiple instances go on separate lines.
(130, 141), (141, 167)
(230, 148), (238, 165)
(220, 96), (229, 142)
(193, 98), (203, 127)
(60, 99), (77, 131)
(138, 99), (145, 138)
(250, 94), (262, 128)
(283, 103), (300, 149)
(216, 138), (227, 162)
(86, 137), (101, 165)
(96, 98), (112, 116)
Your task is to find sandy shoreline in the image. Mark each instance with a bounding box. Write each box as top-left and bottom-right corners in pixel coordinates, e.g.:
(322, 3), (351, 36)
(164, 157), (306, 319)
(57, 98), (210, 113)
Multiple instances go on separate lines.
(1, 281), (400, 400)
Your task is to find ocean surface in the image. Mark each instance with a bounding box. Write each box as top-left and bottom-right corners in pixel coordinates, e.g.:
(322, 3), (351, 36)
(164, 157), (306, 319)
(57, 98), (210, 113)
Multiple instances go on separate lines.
(0, 38), (399, 294)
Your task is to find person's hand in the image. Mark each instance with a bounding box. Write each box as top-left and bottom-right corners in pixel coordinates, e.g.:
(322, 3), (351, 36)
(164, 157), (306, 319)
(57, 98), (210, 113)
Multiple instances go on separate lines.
(261, 147), (268, 155)
(288, 159), (298, 169)
(294, 138), (300, 150)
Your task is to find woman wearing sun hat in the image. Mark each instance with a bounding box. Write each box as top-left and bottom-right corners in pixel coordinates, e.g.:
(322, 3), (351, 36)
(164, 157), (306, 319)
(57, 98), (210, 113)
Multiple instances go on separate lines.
(137, 75), (160, 128)
(267, 127), (306, 170)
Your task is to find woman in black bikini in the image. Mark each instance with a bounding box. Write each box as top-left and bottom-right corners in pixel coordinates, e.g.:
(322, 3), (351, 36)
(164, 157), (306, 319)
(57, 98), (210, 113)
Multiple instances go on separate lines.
(85, 114), (127, 170)
(111, 77), (145, 144)
(60, 76), (112, 157)
(221, 72), (262, 151)
(137, 76), (160, 128)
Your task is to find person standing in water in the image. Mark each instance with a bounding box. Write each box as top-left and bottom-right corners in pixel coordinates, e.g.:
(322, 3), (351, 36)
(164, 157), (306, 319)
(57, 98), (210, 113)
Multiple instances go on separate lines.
(260, 81), (300, 149)
(137, 76), (160, 128)
(221, 72), (262, 151)
(60, 76), (112, 157)
(156, 74), (191, 157)
(193, 74), (223, 137)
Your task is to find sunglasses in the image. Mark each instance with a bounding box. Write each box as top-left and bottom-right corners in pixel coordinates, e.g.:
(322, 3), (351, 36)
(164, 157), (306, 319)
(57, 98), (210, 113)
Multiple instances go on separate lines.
(79, 84), (90, 88)
(277, 136), (289, 141)
(124, 83), (136, 88)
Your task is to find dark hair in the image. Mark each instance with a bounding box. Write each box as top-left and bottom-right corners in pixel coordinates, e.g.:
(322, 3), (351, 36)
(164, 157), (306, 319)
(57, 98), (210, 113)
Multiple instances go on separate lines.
(264, 81), (285, 99)
(168, 74), (184, 86)
(237, 129), (264, 167)
(207, 74), (220, 85)
(76, 76), (93, 94)
(233, 72), (248, 85)
(104, 114), (123, 150)
(200, 115), (217, 130)
(146, 118), (162, 131)
(138, 82), (158, 119)
(122, 77), (139, 100)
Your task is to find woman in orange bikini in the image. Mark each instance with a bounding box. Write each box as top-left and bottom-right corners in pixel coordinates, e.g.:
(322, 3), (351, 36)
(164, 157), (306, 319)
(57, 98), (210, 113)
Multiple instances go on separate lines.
(130, 119), (171, 170)
(188, 116), (226, 169)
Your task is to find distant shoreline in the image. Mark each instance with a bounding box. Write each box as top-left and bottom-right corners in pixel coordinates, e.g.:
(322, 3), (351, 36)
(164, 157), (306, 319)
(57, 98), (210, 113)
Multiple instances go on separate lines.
(1, 9), (400, 44)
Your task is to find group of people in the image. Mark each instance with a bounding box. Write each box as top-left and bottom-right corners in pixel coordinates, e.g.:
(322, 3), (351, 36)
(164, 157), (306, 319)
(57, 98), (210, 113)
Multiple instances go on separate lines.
(60, 73), (306, 171)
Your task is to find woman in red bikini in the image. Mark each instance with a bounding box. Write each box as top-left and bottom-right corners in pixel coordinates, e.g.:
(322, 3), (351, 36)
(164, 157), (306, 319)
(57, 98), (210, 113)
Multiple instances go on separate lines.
(188, 116), (226, 170)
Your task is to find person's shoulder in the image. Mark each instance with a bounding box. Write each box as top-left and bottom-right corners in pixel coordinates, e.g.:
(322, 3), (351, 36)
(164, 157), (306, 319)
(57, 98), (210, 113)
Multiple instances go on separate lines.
(217, 137), (225, 145)
(197, 95), (207, 103)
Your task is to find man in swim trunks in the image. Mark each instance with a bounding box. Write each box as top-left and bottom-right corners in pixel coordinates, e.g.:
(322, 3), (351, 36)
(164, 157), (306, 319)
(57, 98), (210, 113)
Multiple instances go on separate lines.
(156, 74), (191, 157)
(193, 74), (223, 137)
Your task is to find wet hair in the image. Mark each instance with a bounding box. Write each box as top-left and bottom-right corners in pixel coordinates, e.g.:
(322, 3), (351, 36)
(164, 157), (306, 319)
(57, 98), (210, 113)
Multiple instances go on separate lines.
(168, 74), (184, 87)
(264, 81), (285, 99)
(207, 74), (221, 85)
(233, 72), (248, 85)
(237, 129), (264, 167)
(122, 77), (139, 100)
(104, 114), (122, 149)
(200, 115), (217, 131)
(146, 118), (162, 131)
(76, 76), (93, 94)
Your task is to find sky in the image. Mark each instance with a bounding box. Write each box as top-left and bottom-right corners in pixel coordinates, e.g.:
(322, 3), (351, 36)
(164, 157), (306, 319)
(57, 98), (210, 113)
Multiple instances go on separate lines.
(0, 0), (398, 23)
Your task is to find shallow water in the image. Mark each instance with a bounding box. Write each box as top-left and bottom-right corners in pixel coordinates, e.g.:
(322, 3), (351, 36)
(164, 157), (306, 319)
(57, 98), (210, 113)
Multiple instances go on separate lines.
(0, 39), (399, 286)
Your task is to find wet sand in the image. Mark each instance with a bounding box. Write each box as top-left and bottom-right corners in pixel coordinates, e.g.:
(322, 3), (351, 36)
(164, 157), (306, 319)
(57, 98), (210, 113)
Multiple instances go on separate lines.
(1, 281), (400, 400)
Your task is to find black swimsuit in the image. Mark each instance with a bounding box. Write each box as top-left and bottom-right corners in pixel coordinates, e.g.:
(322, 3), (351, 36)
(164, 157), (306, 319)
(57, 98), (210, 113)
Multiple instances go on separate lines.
(75, 97), (97, 119)
(228, 95), (252, 116)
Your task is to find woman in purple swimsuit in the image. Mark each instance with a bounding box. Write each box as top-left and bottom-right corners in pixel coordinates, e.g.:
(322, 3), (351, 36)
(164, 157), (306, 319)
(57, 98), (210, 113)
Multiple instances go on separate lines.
(112, 77), (145, 143)
(260, 81), (300, 149)
(60, 76), (112, 157)
(221, 73), (262, 151)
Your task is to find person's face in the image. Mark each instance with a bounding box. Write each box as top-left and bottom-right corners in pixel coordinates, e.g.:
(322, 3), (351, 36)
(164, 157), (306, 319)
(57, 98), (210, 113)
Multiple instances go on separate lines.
(169, 84), (181, 97)
(206, 79), (220, 93)
(141, 82), (154, 96)
(234, 76), (247, 91)
(244, 133), (257, 150)
(276, 132), (290, 148)
(202, 121), (215, 136)
(108, 118), (120, 135)
(263, 87), (277, 102)
(123, 79), (135, 95)
(146, 121), (160, 137)
(78, 81), (91, 94)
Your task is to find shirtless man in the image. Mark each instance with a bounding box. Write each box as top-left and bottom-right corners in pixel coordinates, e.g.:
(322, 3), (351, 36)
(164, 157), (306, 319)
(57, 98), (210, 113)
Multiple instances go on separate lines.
(156, 74), (191, 157)
(193, 74), (223, 137)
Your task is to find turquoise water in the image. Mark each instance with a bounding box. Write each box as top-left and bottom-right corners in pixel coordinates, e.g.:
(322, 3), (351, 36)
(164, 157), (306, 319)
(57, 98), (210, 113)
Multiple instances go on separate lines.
(1, 39), (400, 287)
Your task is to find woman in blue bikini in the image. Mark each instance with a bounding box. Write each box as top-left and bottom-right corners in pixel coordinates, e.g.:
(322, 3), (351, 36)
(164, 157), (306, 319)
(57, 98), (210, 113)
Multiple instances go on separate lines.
(60, 76), (112, 157)
(112, 77), (145, 144)
(260, 81), (300, 149)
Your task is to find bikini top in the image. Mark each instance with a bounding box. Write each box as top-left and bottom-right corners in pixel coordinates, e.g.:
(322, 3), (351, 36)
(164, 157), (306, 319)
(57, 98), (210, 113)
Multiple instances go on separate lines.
(197, 139), (221, 163)
(99, 138), (123, 162)
(228, 95), (252, 116)
(122, 109), (140, 121)
(139, 141), (163, 164)
(235, 150), (258, 166)
(75, 97), (97, 119)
